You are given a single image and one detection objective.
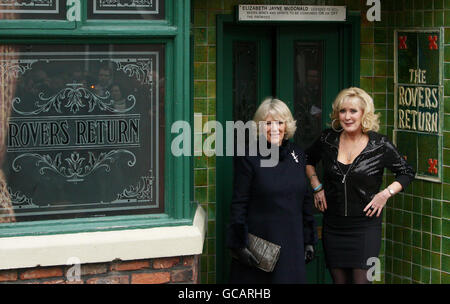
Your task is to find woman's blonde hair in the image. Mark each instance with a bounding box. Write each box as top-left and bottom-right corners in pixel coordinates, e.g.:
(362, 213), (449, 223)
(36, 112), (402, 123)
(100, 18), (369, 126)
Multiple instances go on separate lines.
(253, 97), (297, 139)
(330, 87), (380, 133)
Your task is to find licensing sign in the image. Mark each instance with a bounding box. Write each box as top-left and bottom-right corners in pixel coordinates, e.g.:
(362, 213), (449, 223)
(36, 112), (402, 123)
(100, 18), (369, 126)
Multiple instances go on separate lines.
(238, 5), (346, 22)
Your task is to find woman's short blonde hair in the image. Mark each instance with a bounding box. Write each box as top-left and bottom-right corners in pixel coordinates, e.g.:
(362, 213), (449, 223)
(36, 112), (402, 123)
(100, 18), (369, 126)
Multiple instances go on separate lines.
(331, 87), (380, 133)
(253, 97), (297, 139)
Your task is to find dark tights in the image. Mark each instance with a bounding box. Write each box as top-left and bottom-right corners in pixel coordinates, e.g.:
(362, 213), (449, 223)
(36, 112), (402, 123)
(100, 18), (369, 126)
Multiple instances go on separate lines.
(330, 268), (371, 284)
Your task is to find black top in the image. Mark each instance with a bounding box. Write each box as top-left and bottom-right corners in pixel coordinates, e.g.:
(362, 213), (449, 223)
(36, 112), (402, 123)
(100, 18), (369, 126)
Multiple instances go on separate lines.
(337, 161), (351, 173)
(323, 161), (382, 227)
(306, 128), (415, 217)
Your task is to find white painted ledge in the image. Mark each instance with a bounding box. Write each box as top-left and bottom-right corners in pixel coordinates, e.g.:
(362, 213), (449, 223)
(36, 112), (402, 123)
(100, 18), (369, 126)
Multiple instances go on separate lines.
(0, 206), (206, 270)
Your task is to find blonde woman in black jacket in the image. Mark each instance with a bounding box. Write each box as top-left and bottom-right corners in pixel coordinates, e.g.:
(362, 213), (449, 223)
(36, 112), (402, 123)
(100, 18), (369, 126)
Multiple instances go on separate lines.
(305, 87), (415, 284)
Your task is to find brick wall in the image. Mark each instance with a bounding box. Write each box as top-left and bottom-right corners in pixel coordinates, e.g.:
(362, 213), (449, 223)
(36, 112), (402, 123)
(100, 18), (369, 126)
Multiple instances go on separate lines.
(0, 255), (200, 284)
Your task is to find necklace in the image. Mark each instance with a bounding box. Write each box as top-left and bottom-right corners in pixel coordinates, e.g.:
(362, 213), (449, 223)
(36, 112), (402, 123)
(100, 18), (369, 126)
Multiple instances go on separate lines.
(342, 132), (365, 163)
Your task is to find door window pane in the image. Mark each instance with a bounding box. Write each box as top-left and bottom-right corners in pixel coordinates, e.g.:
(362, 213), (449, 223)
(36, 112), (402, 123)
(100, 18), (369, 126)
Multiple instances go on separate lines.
(232, 41), (258, 123)
(0, 43), (164, 222)
(294, 42), (323, 150)
(232, 41), (258, 152)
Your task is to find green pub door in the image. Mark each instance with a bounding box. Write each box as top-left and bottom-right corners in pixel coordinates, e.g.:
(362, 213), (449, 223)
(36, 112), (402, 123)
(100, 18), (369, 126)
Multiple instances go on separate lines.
(216, 14), (360, 283)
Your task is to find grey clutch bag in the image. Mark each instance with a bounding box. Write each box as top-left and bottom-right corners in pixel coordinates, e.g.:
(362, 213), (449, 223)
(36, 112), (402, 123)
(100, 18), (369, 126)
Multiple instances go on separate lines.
(247, 233), (281, 272)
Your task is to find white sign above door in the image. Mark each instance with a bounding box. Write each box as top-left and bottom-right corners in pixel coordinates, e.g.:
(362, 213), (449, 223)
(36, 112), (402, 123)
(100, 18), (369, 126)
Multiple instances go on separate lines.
(238, 5), (347, 22)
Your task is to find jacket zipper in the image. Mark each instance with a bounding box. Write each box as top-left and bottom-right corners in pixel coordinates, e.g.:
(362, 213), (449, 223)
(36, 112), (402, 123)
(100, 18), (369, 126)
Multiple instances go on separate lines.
(325, 134), (384, 217)
(336, 159), (356, 217)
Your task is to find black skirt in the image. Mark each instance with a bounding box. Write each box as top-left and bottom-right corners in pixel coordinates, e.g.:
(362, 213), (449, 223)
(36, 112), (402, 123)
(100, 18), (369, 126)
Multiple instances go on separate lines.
(322, 214), (382, 270)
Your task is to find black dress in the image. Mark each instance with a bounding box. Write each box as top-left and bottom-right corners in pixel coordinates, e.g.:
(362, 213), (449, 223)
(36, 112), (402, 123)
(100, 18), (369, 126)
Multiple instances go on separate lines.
(321, 162), (382, 270)
(226, 140), (318, 284)
(305, 129), (415, 270)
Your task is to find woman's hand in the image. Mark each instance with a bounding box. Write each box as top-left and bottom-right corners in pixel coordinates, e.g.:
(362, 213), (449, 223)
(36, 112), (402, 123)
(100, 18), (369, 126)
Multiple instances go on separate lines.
(313, 189), (327, 212)
(363, 189), (390, 217)
(306, 166), (327, 212)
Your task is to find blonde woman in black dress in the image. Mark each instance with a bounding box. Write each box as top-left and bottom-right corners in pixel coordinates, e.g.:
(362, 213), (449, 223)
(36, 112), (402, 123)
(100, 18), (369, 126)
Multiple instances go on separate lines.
(305, 87), (415, 284)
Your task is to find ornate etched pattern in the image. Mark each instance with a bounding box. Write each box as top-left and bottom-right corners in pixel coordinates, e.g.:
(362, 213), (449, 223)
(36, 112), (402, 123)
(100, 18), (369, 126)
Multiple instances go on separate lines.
(0, 171), (16, 222)
(12, 150), (137, 182)
(0, 0), (54, 7)
(12, 83), (137, 115)
(117, 171), (153, 201)
(1, 48), (160, 218)
(112, 59), (153, 85)
(7, 187), (38, 209)
(90, 0), (160, 19)
(0, 0), (59, 14)
(0, 60), (37, 80)
(98, 0), (153, 8)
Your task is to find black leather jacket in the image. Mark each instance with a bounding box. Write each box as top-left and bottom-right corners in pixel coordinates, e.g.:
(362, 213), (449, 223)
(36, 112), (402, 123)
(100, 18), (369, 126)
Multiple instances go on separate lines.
(306, 129), (415, 217)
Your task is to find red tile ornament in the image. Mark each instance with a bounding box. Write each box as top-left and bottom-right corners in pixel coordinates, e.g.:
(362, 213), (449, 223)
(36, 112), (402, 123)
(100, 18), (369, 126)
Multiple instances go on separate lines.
(399, 36), (408, 49)
(427, 159), (438, 174)
(428, 35), (438, 50)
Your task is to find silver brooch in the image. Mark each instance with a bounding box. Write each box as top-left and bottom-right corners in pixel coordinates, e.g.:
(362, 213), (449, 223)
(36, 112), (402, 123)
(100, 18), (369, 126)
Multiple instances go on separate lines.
(291, 151), (299, 163)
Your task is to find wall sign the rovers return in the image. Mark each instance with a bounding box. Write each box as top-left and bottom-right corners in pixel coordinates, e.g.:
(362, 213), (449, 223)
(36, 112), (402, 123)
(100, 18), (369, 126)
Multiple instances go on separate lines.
(394, 29), (443, 182)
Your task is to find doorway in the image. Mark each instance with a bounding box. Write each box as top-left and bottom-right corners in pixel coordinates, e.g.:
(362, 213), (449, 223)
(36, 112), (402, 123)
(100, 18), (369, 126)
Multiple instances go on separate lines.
(216, 15), (360, 283)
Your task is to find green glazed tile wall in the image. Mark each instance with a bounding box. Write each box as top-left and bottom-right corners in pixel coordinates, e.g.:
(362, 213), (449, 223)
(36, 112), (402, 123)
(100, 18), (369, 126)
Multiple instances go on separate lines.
(192, 0), (450, 284)
(378, 0), (449, 284)
(192, 0), (220, 284)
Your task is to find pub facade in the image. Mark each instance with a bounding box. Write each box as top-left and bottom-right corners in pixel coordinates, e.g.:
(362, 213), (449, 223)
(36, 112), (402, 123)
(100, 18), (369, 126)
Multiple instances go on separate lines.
(0, 0), (448, 284)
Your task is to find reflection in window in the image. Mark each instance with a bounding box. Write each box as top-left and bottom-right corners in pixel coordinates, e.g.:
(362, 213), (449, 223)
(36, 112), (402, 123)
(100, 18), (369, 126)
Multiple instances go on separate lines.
(0, 0), (66, 20)
(294, 42), (323, 150)
(0, 44), (164, 222)
(0, 44), (19, 223)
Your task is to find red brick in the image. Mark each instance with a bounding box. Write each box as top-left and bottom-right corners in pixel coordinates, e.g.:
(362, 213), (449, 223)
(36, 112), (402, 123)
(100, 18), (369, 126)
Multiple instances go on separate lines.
(86, 275), (129, 284)
(153, 257), (180, 269)
(20, 267), (63, 280)
(80, 263), (108, 276)
(65, 280), (84, 284)
(110, 260), (150, 272)
(0, 270), (18, 282)
(63, 263), (107, 281)
(192, 269), (199, 284)
(131, 272), (170, 284)
(183, 256), (194, 267)
(42, 279), (66, 284)
(192, 256), (200, 283)
(171, 269), (193, 283)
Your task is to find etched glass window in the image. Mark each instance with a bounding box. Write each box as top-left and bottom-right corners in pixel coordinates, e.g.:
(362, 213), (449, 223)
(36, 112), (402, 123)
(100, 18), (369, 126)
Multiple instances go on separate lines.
(232, 41), (258, 151)
(293, 42), (323, 150)
(232, 41), (257, 123)
(0, 0), (67, 20)
(88, 0), (164, 20)
(0, 44), (164, 222)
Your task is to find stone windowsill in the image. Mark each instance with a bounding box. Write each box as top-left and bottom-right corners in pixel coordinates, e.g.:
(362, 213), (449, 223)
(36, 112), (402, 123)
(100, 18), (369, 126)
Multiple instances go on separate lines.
(0, 206), (206, 270)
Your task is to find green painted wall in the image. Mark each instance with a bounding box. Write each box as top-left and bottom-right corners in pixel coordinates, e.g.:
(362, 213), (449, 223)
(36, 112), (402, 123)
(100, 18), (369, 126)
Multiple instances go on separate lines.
(192, 0), (449, 284)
